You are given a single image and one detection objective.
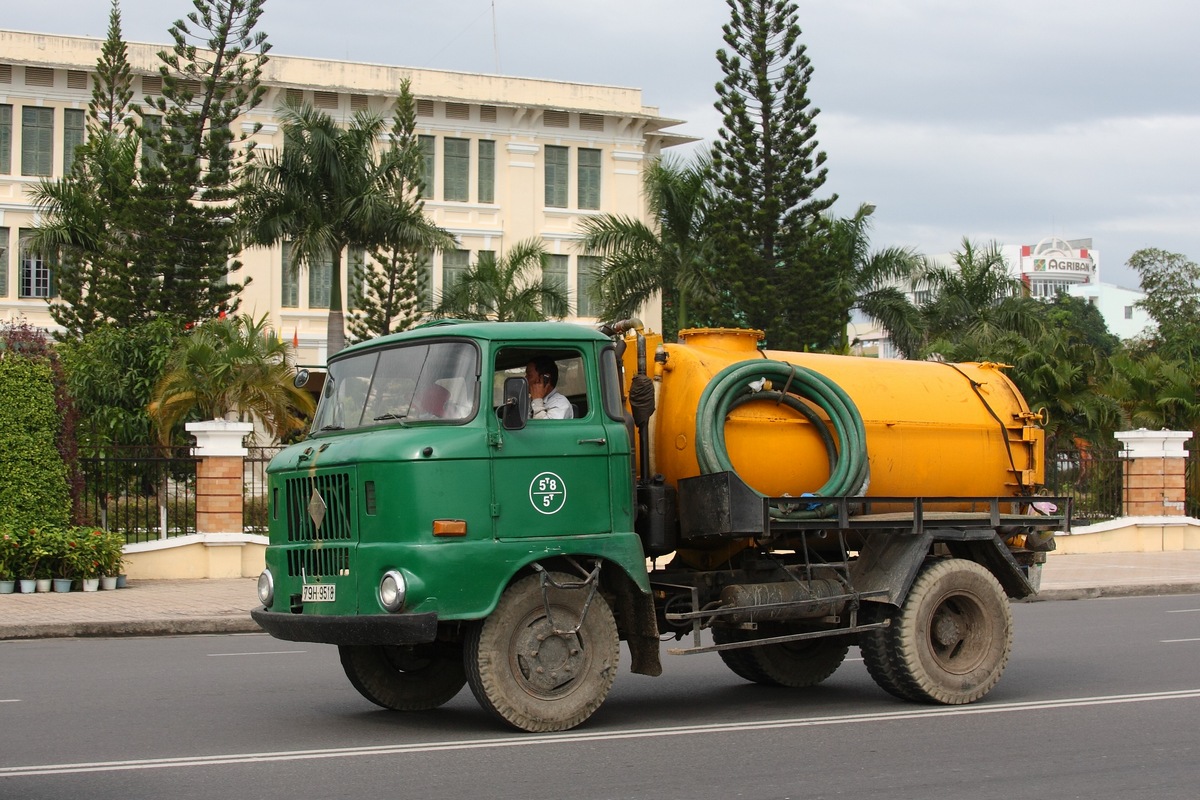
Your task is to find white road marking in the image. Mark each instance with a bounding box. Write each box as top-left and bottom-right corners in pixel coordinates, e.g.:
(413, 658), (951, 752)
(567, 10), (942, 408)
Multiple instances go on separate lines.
(1166, 608), (1200, 613)
(3, 689), (1200, 778)
(0, 699), (19, 704)
(1160, 638), (1200, 643)
(205, 650), (307, 657)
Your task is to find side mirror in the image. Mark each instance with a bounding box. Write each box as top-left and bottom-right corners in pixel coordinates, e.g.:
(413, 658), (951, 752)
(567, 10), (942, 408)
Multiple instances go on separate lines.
(293, 368), (310, 389)
(501, 376), (530, 430)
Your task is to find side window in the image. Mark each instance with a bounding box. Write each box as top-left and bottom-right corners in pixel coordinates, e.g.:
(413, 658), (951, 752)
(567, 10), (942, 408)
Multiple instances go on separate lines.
(493, 347), (588, 420)
(599, 347), (625, 421)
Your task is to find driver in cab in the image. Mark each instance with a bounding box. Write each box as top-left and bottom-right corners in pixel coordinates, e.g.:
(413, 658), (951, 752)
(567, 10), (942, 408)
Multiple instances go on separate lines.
(525, 357), (573, 419)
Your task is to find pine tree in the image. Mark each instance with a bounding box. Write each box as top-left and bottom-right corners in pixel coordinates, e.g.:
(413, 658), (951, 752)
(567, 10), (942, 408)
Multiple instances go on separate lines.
(347, 80), (454, 342)
(89, 0), (135, 134)
(708, 0), (838, 350)
(135, 0), (271, 323)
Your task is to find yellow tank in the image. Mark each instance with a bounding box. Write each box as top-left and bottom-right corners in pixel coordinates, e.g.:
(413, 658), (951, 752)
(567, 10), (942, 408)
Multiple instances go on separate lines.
(625, 328), (1043, 502)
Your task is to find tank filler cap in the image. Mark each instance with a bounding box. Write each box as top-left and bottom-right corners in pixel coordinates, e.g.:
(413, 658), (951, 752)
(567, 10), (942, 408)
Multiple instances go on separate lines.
(677, 328), (764, 353)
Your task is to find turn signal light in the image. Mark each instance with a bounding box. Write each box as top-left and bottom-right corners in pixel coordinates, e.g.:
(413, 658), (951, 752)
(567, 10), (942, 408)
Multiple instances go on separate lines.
(432, 519), (467, 537)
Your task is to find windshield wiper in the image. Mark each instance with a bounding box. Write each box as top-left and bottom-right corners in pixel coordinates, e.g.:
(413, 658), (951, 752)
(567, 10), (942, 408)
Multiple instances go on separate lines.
(373, 413), (410, 425)
(318, 424), (345, 431)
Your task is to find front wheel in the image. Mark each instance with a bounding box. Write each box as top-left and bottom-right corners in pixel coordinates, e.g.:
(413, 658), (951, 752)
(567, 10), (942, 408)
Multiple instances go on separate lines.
(339, 642), (466, 711)
(888, 558), (1013, 704)
(464, 571), (620, 732)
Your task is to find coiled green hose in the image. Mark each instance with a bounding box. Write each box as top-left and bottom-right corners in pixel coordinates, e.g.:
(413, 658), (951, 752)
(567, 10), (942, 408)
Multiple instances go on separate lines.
(694, 360), (870, 518)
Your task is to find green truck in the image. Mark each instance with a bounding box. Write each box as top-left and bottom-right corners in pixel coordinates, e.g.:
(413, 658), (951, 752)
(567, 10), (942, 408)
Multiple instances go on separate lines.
(252, 319), (1066, 732)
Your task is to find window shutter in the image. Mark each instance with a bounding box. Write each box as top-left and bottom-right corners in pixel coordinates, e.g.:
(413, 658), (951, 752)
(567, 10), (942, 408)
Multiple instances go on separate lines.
(24, 67), (54, 88)
(544, 145), (568, 208)
(576, 256), (600, 318)
(477, 140), (495, 204)
(0, 105), (10, 174)
(416, 99), (434, 117)
(281, 242), (299, 308)
(63, 108), (85, 173)
(0, 64), (11, 84)
(577, 148), (601, 210)
(350, 94), (368, 112)
(67, 70), (88, 90)
(445, 102), (470, 120)
(0, 226), (9, 297)
(444, 137), (469, 202)
(314, 91), (338, 109)
(308, 250), (333, 309)
(418, 135), (435, 199)
(543, 110), (568, 128)
(142, 75), (162, 94)
(579, 113), (604, 132)
(285, 88), (303, 106)
(479, 105), (497, 122)
(21, 107), (53, 177)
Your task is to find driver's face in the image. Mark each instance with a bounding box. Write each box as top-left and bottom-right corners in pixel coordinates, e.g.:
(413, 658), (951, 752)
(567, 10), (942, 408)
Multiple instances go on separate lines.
(524, 364), (541, 386)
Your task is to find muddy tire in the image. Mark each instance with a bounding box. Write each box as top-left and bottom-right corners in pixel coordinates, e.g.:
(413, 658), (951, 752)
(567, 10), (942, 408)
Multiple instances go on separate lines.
(464, 571), (620, 732)
(886, 558), (1013, 704)
(715, 627), (847, 687)
(339, 642), (466, 711)
(859, 611), (919, 702)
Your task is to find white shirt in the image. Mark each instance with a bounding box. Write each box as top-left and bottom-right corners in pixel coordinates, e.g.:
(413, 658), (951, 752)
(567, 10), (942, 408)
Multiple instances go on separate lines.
(531, 389), (573, 419)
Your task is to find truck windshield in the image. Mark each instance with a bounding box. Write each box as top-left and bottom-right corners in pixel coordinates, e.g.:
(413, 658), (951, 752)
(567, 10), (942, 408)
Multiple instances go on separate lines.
(311, 341), (478, 432)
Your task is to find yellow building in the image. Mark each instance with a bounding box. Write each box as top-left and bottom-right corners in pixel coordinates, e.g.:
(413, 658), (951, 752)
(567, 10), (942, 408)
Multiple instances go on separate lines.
(0, 29), (690, 362)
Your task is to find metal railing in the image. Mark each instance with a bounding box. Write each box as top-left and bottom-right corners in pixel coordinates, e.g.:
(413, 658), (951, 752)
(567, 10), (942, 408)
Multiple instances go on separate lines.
(78, 446), (199, 544)
(244, 446), (284, 533)
(1042, 449), (1123, 524)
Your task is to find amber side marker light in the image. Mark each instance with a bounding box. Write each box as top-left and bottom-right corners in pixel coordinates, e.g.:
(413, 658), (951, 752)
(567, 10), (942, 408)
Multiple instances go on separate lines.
(433, 519), (468, 537)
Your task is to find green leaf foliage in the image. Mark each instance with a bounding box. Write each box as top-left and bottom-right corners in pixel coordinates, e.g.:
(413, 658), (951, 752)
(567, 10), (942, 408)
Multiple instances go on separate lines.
(0, 356), (71, 535)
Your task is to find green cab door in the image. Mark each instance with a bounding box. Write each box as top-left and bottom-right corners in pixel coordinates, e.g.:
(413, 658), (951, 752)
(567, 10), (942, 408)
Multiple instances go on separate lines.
(489, 344), (615, 540)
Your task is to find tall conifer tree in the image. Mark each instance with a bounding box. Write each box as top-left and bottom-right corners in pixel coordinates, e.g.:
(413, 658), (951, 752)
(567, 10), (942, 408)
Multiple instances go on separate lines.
(708, 0), (838, 350)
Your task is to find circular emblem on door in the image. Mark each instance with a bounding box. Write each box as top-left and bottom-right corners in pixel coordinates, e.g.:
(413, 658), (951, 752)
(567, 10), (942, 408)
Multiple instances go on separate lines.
(529, 471), (567, 515)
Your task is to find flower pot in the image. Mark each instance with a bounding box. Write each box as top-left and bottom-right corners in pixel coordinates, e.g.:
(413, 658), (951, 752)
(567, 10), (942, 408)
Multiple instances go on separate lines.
(0, 580), (15, 594)
(81, 578), (100, 592)
(116, 574), (128, 589)
(18, 579), (36, 594)
(35, 578), (51, 593)
(100, 576), (118, 591)
(53, 578), (74, 593)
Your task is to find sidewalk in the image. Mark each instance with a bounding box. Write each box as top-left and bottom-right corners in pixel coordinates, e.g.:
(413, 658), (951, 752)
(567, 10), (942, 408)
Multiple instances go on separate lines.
(2, 551), (1200, 641)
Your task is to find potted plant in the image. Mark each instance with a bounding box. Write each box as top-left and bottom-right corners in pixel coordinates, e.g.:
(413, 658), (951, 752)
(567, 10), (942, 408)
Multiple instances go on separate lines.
(74, 529), (104, 592)
(96, 530), (124, 590)
(54, 528), (79, 592)
(0, 529), (17, 594)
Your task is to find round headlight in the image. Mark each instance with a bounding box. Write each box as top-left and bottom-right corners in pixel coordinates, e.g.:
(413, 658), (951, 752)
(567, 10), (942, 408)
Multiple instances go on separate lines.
(257, 569), (274, 608)
(379, 570), (407, 613)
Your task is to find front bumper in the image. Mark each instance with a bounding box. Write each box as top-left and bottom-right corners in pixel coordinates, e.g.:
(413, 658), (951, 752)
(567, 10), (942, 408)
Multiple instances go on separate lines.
(250, 607), (439, 646)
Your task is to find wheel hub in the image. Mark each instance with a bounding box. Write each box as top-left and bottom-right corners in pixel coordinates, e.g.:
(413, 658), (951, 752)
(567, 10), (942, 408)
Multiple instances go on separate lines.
(932, 610), (962, 648)
(514, 619), (584, 693)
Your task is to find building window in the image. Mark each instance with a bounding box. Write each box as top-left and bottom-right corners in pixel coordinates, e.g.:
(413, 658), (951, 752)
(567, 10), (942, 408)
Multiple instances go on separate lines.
(544, 254), (568, 300)
(545, 145), (568, 209)
(543, 110), (569, 128)
(418, 135), (435, 199)
(313, 91), (338, 110)
(308, 250), (333, 309)
(0, 105), (10, 174)
(63, 108), (85, 173)
(577, 256), (601, 318)
(442, 249), (470, 295)
(444, 137), (469, 202)
(285, 88), (302, 106)
(445, 102), (469, 120)
(478, 140), (495, 204)
(67, 70), (88, 90)
(1124, 305), (1134, 320)
(578, 147), (601, 210)
(18, 230), (54, 299)
(0, 226), (9, 297)
(420, 254), (434, 311)
(24, 67), (54, 88)
(21, 106), (54, 177)
(281, 242), (299, 308)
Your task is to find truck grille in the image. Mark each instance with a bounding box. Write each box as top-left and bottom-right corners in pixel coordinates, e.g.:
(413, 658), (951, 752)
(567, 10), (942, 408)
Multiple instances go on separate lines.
(287, 545), (351, 578)
(283, 472), (354, 542)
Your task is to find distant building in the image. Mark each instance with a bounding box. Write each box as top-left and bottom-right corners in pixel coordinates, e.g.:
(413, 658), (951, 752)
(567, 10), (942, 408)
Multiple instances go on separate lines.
(850, 235), (1152, 358)
(0, 29), (693, 361)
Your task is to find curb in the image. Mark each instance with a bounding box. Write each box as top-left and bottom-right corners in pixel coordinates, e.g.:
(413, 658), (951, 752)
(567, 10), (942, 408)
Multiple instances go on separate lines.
(0, 616), (263, 641)
(1027, 583), (1200, 602)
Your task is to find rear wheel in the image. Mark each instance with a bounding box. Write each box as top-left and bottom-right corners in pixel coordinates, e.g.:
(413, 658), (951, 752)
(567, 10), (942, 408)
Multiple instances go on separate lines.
(339, 642), (466, 711)
(464, 571), (620, 732)
(877, 559), (1013, 704)
(715, 627), (849, 687)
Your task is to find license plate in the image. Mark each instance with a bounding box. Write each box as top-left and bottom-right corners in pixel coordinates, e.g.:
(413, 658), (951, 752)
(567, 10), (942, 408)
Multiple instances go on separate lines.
(302, 583), (336, 602)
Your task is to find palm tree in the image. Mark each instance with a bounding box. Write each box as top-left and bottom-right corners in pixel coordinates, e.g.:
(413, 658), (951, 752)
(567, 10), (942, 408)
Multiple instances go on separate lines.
(433, 239), (568, 322)
(240, 94), (451, 356)
(578, 153), (714, 339)
(148, 313), (316, 444)
(822, 203), (924, 356)
(919, 238), (1043, 356)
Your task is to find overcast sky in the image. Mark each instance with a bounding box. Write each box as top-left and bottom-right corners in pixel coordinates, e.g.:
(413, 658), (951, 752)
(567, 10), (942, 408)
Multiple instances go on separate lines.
(8, 0), (1199, 289)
